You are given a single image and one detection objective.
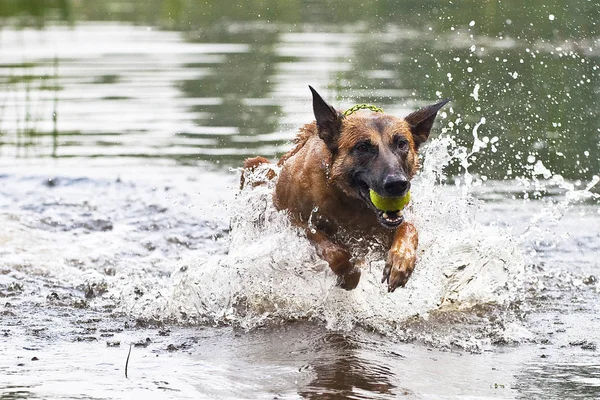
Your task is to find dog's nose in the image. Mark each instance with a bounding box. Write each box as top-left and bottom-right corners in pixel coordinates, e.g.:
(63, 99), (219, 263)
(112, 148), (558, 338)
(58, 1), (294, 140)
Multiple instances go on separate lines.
(383, 175), (409, 196)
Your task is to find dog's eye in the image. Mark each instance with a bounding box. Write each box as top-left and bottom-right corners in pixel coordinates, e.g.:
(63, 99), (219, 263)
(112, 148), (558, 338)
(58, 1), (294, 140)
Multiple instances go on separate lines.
(396, 139), (409, 150)
(355, 143), (370, 153)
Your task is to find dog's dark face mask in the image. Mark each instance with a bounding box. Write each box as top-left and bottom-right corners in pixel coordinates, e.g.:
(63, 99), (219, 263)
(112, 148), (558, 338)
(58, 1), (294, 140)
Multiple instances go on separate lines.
(309, 86), (449, 229)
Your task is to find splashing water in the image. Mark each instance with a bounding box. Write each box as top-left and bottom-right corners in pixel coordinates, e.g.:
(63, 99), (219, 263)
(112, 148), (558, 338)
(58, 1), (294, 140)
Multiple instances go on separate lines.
(130, 135), (528, 350)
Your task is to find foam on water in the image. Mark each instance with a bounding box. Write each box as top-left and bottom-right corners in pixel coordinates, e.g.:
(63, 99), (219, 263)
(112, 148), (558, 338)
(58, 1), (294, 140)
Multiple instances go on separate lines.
(138, 136), (528, 347)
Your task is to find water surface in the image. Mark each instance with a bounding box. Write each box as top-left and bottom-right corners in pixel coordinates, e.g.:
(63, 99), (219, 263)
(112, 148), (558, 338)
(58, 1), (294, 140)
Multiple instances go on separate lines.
(0, 1), (599, 399)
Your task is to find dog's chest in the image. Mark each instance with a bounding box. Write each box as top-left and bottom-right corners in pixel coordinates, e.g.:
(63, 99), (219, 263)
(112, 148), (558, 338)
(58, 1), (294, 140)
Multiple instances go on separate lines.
(311, 203), (394, 246)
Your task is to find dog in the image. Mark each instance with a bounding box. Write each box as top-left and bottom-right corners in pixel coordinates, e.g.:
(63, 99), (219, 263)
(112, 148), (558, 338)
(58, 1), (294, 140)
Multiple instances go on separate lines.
(242, 87), (448, 292)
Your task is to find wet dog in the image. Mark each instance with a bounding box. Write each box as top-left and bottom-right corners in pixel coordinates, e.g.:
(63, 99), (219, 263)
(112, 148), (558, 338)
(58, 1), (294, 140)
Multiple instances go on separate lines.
(243, 87), (448, 291)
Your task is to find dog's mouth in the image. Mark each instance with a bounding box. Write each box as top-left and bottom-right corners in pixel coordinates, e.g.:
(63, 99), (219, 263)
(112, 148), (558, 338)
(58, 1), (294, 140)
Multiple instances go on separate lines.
(375, 209), (404, 228)
(357, 181), (405, 229)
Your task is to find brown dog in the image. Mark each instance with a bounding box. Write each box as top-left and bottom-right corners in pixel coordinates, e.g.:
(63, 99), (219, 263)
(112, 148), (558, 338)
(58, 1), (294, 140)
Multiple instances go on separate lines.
(243, 87), (448, 292)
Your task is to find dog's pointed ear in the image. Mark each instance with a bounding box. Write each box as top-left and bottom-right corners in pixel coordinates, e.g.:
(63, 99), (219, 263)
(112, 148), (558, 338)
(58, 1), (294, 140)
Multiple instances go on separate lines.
(405, 99), (450, 149)
(309, 85), (342, 153)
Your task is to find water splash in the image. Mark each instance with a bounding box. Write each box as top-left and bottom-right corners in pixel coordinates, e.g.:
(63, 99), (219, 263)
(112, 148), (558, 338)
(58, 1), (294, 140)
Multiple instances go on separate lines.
(142, 136), (528, 350)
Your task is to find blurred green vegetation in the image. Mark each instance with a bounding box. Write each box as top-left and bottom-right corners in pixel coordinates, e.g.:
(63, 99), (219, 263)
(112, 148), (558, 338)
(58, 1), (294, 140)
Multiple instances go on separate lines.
(1, 0), (597, 40)
(0, 0), (72, 28)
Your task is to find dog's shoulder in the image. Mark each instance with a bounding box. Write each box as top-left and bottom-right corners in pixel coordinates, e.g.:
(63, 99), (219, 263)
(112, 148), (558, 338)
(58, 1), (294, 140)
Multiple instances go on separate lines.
(277, 122), (319, 166)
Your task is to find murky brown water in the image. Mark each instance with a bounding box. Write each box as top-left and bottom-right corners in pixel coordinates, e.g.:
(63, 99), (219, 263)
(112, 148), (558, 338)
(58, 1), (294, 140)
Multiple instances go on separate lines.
(0, 1), (599, 399)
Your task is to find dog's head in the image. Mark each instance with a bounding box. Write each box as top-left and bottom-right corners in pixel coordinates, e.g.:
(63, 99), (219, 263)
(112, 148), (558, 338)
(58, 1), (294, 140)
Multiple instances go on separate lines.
(309, 86), (449, 229)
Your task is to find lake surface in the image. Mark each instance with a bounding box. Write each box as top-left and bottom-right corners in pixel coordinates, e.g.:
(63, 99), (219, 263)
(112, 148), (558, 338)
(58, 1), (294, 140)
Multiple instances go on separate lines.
(0, 1), (599, 399)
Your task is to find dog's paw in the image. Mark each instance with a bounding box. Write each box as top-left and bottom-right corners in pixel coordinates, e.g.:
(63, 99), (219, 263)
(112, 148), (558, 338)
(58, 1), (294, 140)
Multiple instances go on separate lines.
(382, 250), (416, 292)
(337, 268), (361, 290)
(320, 243), (353, 276)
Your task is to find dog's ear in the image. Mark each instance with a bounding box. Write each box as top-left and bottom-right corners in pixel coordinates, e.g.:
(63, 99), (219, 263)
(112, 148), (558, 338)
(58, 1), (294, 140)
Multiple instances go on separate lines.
(405, 99), (450, 149)
(309, 85), (342, 153)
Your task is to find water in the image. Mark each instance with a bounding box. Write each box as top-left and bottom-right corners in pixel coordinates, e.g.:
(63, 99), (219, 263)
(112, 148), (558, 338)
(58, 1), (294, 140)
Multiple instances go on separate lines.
(1, 1), (599, 399)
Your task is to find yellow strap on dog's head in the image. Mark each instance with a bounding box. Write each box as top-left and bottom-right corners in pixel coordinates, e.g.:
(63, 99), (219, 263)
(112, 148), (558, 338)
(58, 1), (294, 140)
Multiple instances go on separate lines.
(343, 104), (384, 117)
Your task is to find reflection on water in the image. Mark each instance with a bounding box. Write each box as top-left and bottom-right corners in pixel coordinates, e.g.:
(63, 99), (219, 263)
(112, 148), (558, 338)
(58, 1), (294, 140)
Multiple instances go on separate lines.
(0, 0), (597, 180)
(298, 333), (397, 399)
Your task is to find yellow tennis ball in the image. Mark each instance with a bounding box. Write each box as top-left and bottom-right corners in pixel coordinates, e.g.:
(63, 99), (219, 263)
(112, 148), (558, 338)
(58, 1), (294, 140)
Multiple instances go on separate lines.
(369, 189), (410, 212)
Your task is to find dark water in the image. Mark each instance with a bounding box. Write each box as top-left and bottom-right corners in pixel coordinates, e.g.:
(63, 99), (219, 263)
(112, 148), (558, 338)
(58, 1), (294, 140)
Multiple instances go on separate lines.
(0, 1), (599, 399)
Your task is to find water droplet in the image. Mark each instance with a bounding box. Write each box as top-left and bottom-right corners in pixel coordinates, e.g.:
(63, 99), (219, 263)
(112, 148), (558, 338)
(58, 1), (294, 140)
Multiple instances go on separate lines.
(470, 83), (481, 101)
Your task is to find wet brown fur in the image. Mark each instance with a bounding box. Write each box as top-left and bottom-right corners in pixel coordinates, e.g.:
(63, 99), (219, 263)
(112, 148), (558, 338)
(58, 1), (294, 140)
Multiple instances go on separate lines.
(242, 88), (448, 291)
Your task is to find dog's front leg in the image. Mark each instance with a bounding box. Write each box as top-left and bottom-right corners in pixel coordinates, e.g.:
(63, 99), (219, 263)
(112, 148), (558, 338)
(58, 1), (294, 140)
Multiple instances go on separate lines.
(382, 222), (418, 292)
(306, 229), (361, 290)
